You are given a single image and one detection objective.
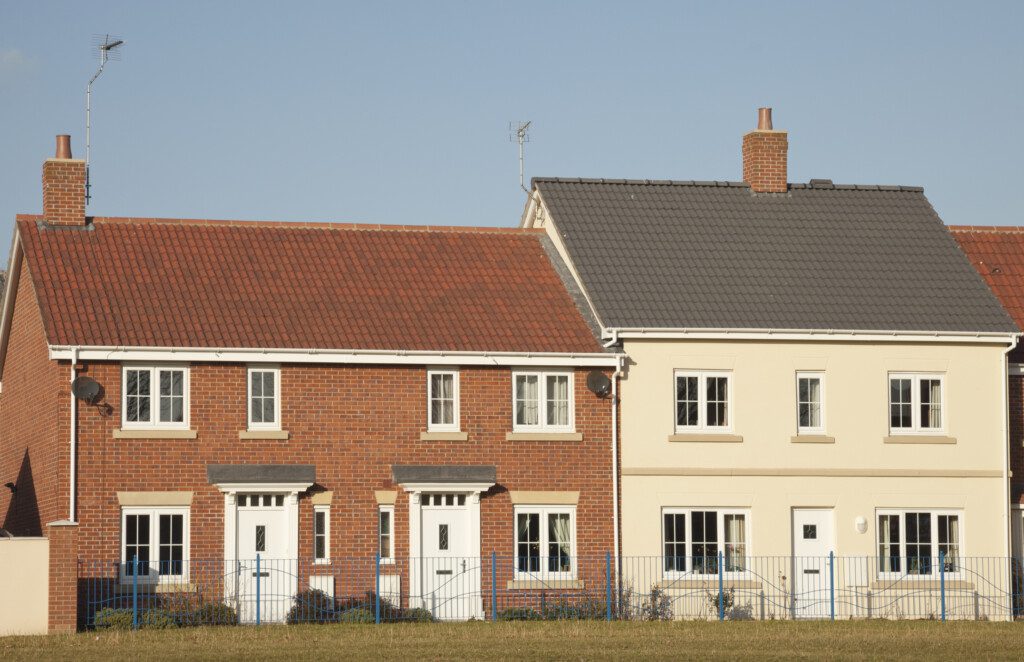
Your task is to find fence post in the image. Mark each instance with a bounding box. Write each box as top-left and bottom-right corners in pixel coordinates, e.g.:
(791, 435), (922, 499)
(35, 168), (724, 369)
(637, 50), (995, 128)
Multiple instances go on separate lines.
(491, 551), (497, 621)
(829, 551), (835, 621)
(132, 554), (138, 630)
(255, 554), (261, 626)
(940, 550), (946, 622)
(606, 551), (612, 621)
(375, 554), (381, 624)
(718, 550), (725, 621)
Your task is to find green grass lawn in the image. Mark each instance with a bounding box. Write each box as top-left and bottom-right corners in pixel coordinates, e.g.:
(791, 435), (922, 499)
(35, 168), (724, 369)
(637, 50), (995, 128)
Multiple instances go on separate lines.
(3, 621), (1023, 661)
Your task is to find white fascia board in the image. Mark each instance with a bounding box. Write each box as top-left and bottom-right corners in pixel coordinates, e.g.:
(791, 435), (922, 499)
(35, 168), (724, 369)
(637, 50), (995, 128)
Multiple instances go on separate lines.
(49, 345), (621, 367)
(604, 327), (1019, 345)
(214, 482), (314, 494)
(395, 482), (495, 493)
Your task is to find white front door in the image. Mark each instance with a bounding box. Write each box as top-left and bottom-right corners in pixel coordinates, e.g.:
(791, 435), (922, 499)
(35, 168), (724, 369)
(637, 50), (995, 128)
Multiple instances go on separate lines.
(792, 508), (834, 619)
(235, 493), (294, 623)
(419, 493), (477, 620)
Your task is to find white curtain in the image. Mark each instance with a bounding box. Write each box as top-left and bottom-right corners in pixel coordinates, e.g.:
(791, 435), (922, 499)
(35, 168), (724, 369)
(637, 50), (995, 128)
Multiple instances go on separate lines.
(516, 376), (539, 425)
(546, 375), (569, 426)
(549, 513), (572, 572)
(724, 515), (745, 570)
(431, 374), (454, 425)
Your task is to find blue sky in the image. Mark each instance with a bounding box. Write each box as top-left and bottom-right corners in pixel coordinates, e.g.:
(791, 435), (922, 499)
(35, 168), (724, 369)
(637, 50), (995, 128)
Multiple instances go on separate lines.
(1, 1), (1022, 239)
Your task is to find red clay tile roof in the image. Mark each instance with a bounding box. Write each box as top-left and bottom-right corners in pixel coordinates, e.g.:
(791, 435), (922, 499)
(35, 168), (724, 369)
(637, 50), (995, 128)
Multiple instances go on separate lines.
(949, 225), (1024, 331)
(16, 216), (604, 353)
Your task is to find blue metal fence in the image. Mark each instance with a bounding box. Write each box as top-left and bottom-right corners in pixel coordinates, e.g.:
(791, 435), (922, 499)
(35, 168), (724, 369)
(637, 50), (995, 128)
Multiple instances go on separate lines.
(78, 554), (1024, 629)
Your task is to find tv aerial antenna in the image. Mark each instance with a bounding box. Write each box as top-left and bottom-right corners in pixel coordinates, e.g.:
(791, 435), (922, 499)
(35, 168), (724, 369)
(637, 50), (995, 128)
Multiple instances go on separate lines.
(86, 34), (124, 205)
(509, 121), (531, 193)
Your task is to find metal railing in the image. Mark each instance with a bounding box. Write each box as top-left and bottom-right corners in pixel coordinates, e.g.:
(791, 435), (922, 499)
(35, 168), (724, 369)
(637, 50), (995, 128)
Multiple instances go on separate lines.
(78, 553), (1024, 628)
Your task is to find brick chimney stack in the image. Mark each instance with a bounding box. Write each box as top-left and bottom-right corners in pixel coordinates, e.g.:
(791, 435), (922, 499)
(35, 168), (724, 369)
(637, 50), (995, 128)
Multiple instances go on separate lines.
(42, 135), (87, 226)
(742, 108), (788, 193)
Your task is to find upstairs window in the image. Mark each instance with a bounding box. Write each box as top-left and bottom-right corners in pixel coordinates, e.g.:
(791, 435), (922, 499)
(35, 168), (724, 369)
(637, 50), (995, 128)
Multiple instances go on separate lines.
(427, 370), (460, 432)
(796, 372), (824, 434)
(248, 367), (280, 430)
(675, 371), (732, 432)
(513, 371), (574, 432)
(889, 373), (944, 434)
(122, 366), (189, 429)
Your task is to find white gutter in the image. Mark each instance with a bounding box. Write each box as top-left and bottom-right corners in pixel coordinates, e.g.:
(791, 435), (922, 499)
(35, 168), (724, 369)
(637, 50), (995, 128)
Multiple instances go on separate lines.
(603, 327), (1017, 344)
(610, 354), (622, 596)
(69, 346), (78, 522)
(47, 345), (621, 367)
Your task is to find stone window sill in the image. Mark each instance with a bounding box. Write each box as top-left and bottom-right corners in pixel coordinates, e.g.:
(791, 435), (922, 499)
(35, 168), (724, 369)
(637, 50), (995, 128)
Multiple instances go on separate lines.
(657, 578), (761, 590)
(238, 430), (290, 440)
(883, 435), (957, 445)
(869, 579), (973, 590)
(667, 433), (743, 443)
(113, 429), (197, 440)
(791, 435), (836, 444)
(506, 579), (584, 590)
(505, 432), (583, 442)
(116, 582), (196, 594)
(420, 431), (469, 441)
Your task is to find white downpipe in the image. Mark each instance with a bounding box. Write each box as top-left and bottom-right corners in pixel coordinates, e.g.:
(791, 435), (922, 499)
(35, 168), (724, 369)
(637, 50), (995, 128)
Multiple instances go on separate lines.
(69, 346), (78, 522)
(1002, 335), (1018, 615)
(611, 355), (622, 591)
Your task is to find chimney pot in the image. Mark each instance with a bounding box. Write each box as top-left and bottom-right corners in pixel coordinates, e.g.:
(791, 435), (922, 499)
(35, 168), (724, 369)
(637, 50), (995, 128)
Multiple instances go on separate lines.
(757, 107), (773, 131)
(55, 134), (72, 159)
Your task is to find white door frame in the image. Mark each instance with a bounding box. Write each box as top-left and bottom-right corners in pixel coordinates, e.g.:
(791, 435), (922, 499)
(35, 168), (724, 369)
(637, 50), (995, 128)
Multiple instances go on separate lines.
(791, 507), (835, 619)
(400, 480), (494, 619)
(215, 481), (313, 562)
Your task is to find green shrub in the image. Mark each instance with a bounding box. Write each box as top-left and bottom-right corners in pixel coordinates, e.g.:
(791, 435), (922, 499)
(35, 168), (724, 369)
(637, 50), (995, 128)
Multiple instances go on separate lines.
(400, 607), (435, 622)
(193, 602), (238, 626)
(94, 608), (134, 630)
(287, 589), (338, 624)
(498, 607), (543, 621)
(139, 609), (177, 629)
(542, 597), (606, 621)
(337, 607), (375, 623)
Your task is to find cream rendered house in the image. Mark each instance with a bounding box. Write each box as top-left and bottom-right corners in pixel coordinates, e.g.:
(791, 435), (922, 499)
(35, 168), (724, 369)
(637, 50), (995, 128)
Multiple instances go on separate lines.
(521, 109), (1019, 618)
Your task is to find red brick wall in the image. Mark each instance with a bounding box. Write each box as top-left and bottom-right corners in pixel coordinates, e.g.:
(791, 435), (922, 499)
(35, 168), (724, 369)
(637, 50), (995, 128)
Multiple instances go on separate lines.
(0, 260), (67, 535)
(71, 361), (616, 613)
(47, 521), (79, 633)
(742, 130), (788, 193)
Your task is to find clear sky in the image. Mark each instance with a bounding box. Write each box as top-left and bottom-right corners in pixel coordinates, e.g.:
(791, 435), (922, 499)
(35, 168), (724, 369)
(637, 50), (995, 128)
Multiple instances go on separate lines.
(1, 1), (1022, 240)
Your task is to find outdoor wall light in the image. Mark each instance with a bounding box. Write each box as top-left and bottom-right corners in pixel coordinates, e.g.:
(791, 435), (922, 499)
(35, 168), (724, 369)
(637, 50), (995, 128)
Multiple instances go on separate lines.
(4, 481), (15, 495)
(855, 516), (867, 534)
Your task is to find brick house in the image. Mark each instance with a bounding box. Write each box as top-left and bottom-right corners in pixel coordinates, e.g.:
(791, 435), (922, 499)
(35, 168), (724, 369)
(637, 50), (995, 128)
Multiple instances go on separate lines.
(0, 137), (621, 630)
(950, 226), (1024, 559)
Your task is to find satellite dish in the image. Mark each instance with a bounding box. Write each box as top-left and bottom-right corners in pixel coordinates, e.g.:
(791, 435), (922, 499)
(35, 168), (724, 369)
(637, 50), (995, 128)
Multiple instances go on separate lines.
(586, 370), (612, 397)
(71, 376), (102, 404)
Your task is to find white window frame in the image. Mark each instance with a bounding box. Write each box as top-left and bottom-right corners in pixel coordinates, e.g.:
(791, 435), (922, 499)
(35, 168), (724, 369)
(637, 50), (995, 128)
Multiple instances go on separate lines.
(378, 505), (395, 565)
(121, 365), (190, 430)
(673, 370), (733, 433)
(313, 505), (330, 565)
(426, 369), (460, 432)
(511, 370), (575, 433)
(888, 373), (946, 435)
(795, 371), (825, 435)
(513, 505), (577, 580)
(120, 506), (191, 584)
(660, 507), (751, 578)
(247, 366), (281, 431)
(875, 509), (964, 579)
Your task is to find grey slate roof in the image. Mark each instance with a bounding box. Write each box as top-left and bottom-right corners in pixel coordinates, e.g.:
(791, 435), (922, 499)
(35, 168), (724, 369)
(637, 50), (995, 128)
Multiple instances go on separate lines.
(392, 465), (496, 485)
(534, 178), (1017, 333)
(207, 464), (315, 484)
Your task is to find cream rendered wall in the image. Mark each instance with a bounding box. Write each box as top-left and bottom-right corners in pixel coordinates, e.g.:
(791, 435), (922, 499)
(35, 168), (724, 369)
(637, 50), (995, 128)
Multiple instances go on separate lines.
(0, 537), (48, 635)
(620, 339), (1009, 559)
